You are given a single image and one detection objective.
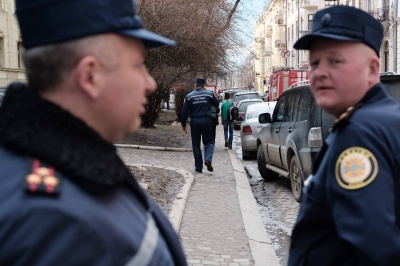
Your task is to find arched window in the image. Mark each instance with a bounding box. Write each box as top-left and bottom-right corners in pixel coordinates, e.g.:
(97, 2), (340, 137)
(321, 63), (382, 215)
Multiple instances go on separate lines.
(383, 41), (389, 72)
(0, 37), (4, 68)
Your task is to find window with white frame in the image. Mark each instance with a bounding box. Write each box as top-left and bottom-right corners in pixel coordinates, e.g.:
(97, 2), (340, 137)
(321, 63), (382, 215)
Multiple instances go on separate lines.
(0, 38), (4, 67)
(308, 14), (313, 30)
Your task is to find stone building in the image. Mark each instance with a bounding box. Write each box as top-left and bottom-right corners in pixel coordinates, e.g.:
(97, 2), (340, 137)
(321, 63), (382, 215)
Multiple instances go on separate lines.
(253, 0), (396, 92)
(0, 0), (26, 86)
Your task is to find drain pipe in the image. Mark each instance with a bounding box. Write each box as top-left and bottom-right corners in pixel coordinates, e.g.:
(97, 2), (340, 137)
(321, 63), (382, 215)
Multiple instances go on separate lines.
(394, 0), (398, 72)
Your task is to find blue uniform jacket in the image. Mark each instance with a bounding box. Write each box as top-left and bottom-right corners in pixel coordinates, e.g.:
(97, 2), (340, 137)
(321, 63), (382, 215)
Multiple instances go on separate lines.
(181, 88), (219, 127)
(289, 83), (400, 265)
(0, 83), (188, 266)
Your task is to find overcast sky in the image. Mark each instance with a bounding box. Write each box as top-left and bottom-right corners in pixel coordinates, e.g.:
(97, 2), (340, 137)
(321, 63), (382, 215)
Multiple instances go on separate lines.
(226, 0), (269, 66)
(236, 0), (269, 45)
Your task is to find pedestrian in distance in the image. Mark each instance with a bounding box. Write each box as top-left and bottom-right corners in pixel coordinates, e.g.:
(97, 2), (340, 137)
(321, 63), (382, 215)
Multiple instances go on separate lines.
(221, 92), (234, 149)
(162, 89), (170, 110)
(181, 78), (219, 173)
(0, 0), (187, 265)
(289, 6), (400, 265)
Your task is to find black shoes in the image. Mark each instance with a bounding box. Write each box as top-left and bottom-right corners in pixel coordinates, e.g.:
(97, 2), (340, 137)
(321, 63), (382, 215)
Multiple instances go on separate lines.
(225, 140), (228, 147)
(228, 145), (232, 149)
(204, 161), (213, 172)
(195, 169), (202, 173)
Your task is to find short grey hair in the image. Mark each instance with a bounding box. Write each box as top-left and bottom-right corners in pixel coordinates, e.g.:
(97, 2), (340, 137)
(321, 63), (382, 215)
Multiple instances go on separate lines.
(23, 34), (116, 93)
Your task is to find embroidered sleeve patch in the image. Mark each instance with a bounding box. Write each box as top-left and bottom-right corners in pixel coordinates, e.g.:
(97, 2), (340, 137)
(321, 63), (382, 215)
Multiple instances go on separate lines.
(335, 147), (378, 190)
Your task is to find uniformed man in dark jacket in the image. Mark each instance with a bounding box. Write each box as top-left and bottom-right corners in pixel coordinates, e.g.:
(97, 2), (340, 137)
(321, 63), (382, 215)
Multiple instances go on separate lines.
(181, 78), (219, 173)
(289, 6), (400, 265)
(0, 0), (187, 265)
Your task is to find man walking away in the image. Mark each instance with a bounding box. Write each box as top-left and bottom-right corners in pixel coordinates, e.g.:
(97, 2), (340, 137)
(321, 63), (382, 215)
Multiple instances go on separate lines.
(162, 90), (170, 110)
(221, 92), (234, 149)
(181, 78), (219, 173)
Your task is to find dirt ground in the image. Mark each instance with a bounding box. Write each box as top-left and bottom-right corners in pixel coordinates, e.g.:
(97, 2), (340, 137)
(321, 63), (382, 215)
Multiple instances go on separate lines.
(122, 110), (192, 214)
(120, 110), (192, 148)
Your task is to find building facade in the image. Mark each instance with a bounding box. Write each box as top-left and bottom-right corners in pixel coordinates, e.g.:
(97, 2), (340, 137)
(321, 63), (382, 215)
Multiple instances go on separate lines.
(253, 0), (397, 92)
(0, 0), (26, 86)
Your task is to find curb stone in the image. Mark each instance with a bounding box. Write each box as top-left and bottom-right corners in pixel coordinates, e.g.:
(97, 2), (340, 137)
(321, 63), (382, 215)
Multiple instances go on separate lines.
(117, 132), (281, 264)
(227, 146), (281, 266)
(128, 163), (195, 232)
(115, 143), (192, 152)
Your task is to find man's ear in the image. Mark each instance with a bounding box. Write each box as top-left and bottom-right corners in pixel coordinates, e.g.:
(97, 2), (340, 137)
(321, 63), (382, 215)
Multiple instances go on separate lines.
(75, 55), (102, 99)
(369, 56), (380, 76)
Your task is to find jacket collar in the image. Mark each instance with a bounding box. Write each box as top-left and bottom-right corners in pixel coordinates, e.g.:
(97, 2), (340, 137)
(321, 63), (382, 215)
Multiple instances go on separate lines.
(333, 82), (388, 129)
(0, 83), (144, 195)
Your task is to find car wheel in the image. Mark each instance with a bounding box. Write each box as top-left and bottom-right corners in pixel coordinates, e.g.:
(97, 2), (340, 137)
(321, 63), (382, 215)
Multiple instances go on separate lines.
(289, 156), (304, 202)
(242, 148), (250, 160)
(257, 145), (279, 181)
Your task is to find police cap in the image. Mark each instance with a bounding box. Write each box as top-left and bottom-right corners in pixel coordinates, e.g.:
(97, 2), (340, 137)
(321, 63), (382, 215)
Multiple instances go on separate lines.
(15, 0), (176, 49)
(294, 6), (383, 56)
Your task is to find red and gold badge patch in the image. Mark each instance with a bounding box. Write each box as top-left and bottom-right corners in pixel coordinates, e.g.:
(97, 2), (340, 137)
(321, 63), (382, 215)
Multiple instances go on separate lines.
(25, 159), (60, 195)
(335, 147), (378, 190)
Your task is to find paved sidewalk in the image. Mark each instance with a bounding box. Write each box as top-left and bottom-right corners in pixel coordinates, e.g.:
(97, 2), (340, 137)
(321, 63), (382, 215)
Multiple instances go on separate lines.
(117, 124), (280, 266)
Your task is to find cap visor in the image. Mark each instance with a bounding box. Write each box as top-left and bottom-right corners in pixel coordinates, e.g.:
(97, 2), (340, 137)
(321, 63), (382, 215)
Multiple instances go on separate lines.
(119, 28), (176, 49)
(294, 33), (361, 50)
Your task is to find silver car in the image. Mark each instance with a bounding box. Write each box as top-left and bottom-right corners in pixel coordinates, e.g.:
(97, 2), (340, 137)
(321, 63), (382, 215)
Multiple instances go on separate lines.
(234, 99), (264, 130)
(240, 101), (277, 159)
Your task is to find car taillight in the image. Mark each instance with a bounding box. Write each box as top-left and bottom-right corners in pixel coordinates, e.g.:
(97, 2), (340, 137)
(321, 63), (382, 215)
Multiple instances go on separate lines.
(242, 125), (252, 134)
(308, 127), (323, 147)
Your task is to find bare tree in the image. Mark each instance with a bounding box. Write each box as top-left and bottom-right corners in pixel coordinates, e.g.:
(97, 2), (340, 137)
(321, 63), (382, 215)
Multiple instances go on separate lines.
(137, 0), (244, 126)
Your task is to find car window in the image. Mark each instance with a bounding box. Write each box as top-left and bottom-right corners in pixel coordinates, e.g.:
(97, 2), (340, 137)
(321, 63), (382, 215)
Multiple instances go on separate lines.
(239, 101), (262, 112)
(274, 97), (286, 122)
(292, 92), (301, 121)
(297, 90), (313, 121)
(382, 80), (400, 102)
(234, 93), (261, 102)
(284, 92), (296, 122)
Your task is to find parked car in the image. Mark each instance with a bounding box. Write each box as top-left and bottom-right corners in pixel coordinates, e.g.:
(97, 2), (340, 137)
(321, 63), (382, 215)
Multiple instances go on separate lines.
(380, 74), (400, 102)
(232, 91), (262, 106)
(240, 101), (277, 160)
(234, 99), (264, 130)
(256, 74), (400, 202)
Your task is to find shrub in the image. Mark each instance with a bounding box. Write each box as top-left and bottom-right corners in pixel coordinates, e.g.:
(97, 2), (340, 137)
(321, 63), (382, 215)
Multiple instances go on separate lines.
(174, 87), (192, 122)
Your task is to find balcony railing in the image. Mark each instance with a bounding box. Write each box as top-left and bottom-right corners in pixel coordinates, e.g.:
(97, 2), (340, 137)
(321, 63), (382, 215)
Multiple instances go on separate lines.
(369, 6), (390, 22)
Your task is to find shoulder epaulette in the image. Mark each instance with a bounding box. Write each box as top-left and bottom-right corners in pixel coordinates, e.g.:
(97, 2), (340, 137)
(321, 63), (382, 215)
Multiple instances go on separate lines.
(333, 104), (361, 130)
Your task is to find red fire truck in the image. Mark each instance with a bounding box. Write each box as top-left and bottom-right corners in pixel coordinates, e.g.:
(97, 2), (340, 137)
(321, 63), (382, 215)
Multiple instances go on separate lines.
(268, 66), (309, 101)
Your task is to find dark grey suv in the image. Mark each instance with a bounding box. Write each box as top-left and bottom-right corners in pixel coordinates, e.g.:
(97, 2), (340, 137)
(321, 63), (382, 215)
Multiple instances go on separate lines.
(256, 74), (400, 202)
(256, 86), (333, 202)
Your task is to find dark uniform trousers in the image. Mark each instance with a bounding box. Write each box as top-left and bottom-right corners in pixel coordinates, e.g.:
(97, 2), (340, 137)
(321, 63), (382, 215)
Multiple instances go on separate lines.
(190, 117), (214, 171)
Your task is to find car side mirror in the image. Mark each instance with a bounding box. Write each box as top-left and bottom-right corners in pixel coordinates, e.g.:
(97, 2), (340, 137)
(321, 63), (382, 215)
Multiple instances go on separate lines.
(259, 113), (272, 124)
